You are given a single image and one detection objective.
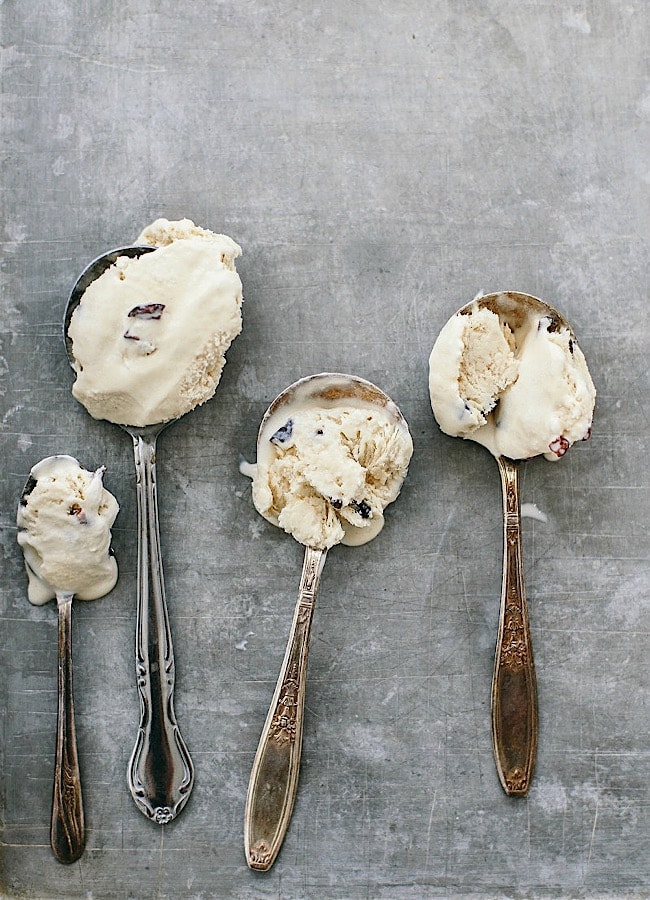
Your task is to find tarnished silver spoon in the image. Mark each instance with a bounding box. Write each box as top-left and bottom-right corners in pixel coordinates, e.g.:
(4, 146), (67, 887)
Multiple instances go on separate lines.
(64, 247), (193, 825)
(17, 455), (119, 863)
(243, 373), (412, 870)
(429, 291), (595, 796)
(22, 471), (83, 863)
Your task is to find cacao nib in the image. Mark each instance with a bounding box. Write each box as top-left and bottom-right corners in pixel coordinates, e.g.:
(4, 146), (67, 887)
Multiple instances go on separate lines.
(538, 314), (560, 333)
(352, 499), (372, 519)
(548, 435), (570, 457)
(128, 303), (165, 319)
(270, 418), (294, 446)
(69, 503), (87, 523)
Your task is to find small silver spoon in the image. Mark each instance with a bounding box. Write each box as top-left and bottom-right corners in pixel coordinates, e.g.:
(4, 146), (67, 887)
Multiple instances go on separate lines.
(64, 246), (193, 825)
(19, 476), (85, 864)
(244, 373), (410, 870)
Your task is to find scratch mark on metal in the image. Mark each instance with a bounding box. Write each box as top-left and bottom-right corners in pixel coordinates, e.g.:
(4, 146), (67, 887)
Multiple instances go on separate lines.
(586, 799), (600, 874)
(424, 790), (438, 870)
(24, 40), (166, 73)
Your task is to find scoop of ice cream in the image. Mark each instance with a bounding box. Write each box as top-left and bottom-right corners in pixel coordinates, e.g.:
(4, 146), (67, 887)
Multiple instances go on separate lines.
(243, 405), (413, 550)
(429, 305), (519, 435)
(429, 298), (595, 461)
(17, 455), (119, 605)
(68, 218), (243, 427)
(135, 217), (239, 256)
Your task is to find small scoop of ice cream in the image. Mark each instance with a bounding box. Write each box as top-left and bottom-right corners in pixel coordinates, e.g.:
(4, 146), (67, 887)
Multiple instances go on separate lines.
(242, 403), (413, 550)
(68, 218), (243, 427)
(428, 294), (595, 461)
(17, 455), (119, 605)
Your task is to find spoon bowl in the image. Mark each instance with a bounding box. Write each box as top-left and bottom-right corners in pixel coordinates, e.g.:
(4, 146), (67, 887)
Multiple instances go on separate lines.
(64, 246), (194, 824)
(244, 373), (410, 870)
(459, 289), (573, 332)
(256, 372), (407, 450)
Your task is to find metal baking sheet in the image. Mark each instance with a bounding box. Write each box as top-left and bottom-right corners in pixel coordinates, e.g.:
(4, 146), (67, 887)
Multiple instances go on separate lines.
(2, 2), (648, 897)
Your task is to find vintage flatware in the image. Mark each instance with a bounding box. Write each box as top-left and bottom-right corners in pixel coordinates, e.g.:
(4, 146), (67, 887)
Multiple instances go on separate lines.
(244, 373), (411, 869)
(64, 247), (194, 824)
(429, 291), (595, 796)
(17, 456), (118, 863)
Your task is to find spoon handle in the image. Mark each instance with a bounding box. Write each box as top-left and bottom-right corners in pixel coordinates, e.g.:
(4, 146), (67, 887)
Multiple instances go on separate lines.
(244, 545), (327, 870)
(492, 457), (538, 795)
(51, 592), (85, 864)
(127, 433), (194, 824)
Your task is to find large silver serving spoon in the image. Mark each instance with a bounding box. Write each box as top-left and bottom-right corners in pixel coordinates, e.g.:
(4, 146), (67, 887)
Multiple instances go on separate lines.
(243, 373), (410, 870)
(64, 246), (193, 825)
(431, 291), (593, 797)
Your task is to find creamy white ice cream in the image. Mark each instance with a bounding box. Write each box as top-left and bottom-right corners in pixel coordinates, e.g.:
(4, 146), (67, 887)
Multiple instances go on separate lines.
(429, 294), (595, 461)
(243, 395), (413, 550)
(17, 455), (119, 605)
(68, 218), (243, 426)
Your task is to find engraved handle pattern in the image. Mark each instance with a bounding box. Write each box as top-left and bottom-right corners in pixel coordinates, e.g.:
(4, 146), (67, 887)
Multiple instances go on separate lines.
(492, 456), (538, 795)
(244, 545), (327, 870)
(127, 432), (194, 823)
(51, 592), (85, 864)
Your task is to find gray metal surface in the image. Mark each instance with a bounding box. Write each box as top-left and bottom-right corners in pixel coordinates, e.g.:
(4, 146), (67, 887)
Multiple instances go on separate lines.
(1, 2), (648, 897)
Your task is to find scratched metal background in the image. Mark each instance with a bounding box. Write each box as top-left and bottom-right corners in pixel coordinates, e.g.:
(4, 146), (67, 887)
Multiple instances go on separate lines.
(1, 2), (649, 898)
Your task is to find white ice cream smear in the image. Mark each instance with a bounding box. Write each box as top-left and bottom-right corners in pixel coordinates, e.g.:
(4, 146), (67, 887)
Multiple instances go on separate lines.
(17, 455), (119, 604)
(428, 298), (595, 461)
(241, 403), (413, 551)
(68, 217), (243, 427)
(521, 503), (548, 523)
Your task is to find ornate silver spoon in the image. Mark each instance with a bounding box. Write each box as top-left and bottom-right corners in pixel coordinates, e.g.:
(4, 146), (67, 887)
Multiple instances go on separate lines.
(18, 467), (84, 864)
(64, 247), (194, 824)
(429, 291), (595, 796)
(243, 373), (412, 869)
(49, 587), (84, 863)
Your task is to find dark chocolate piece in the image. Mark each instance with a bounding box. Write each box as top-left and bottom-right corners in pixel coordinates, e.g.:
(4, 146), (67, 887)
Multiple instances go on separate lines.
(351, 499), (372, 519)
(270, 418), (294, 446)
(128, 303), (165, 319)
